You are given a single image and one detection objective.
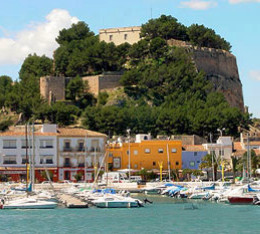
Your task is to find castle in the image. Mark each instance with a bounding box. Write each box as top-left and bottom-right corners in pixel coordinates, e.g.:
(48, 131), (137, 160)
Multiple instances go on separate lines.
(40, 26), (244, 111)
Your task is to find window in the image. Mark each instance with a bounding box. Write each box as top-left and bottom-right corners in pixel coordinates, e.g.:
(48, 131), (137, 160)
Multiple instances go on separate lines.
(153, 161), (156, 166)
(46, 158), (53, 164)
(40, 156), (54, 164)
(197, 160), (200, 164)
(21, 139), (32, 148)
(127, 150), (130, 155)
(109, 152), (113, 157)
(190, 161), (195, 167)
(134, 150), (138, 155)
(194, 152), (198, 156)
(40, 140), (53, 148)
(63, 141), (71, 151)
(3, 140), (16, 149)
(3, 156), (17, 164)
(219, 150), (224, 156)
(134, 164), (138, 169)
(78, 142), (84, 152)
(113, 157), (121, 169)
(171, 148), (177, 153)
(145, 148), (150, 154)
(109, 35), (113, 41)
(22, 156), (27, 164)
(175, 161), (179, 166)
(158, 148), (164, 153)
(124, 34), (128, 40)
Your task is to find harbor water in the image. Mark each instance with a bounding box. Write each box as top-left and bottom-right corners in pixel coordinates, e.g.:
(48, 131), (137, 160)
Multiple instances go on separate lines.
(1, 196), (259, 234)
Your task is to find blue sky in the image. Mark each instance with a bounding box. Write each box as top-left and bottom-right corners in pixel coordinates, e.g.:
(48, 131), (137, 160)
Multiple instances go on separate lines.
(0, 0), (259, 117)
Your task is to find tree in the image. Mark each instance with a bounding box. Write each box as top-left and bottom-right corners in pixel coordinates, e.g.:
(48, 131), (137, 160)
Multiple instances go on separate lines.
(200, 154), (219, 181)
(187, 24), (231, 51)
(19, 54), (53, 82)
(140, 15), (188, 41)
(0, 75), (13, 107)
(56, 22), (94, 45)
(231, 156), (239, 183)
(66, 76), (85, 101)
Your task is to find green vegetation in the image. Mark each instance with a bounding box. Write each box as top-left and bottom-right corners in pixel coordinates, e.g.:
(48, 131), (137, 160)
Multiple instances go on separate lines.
(0, 16), (250, 137)
(141, 15), (231, 51)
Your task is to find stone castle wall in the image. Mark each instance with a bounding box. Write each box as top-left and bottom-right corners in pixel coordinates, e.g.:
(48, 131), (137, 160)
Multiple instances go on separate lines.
(190, 47), (244, 111)
(167, 39), (244, 111)
(82, 74), (122, 96)
(40, 76), (65, 102)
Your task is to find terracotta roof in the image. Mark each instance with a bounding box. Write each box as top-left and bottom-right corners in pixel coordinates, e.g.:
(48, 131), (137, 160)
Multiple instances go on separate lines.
(232, 149), (246, 157)
(183, 145), (207, 152)
(0, 126), (107, 138)
(57, 128), (107, 137)
(249, 141), (260, 146)
(254, 149), (260, 156)
(233, 142), (243, 150)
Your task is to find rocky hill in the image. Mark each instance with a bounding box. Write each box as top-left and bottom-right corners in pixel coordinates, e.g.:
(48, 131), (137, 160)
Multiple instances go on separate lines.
(168, 39), (244, 111)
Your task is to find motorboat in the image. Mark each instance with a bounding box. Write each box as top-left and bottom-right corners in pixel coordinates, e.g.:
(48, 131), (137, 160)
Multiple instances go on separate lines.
(92, 194), (143, 208)
(228, 195), (254, 205)
(189, 192), (210, 199)
(1, 197), (57, 209)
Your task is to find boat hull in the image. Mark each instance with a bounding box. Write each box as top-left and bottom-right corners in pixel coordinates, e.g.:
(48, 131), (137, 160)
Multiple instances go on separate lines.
(228, 196), (253, 205)
(94, 201), (139, 208)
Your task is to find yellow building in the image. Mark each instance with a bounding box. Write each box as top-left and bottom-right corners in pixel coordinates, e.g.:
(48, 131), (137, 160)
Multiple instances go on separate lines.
(107, 137), (182, 172)
(99, 26), (141, 46)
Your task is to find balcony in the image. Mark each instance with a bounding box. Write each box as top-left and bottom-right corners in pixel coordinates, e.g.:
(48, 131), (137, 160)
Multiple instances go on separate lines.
(77, 147), (85, 152)
(78, 163), (85, 167)
(63, 147), (72, 152)
(63, 162), (72, 167)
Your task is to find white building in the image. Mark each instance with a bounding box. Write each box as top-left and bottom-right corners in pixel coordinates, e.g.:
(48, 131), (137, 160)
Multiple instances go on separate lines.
(57, 128), (107, 181)
(203, 136), (233, 161)
(0, 125), (107, 182)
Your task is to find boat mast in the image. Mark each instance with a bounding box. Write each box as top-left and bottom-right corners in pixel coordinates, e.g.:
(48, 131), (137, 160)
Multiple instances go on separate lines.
(32, 122), (35, 190)
(25, 123), (28, 196)
(167, 143), (171, 181)
(210, 133), (215, 181)
(247, 133), (250, 179)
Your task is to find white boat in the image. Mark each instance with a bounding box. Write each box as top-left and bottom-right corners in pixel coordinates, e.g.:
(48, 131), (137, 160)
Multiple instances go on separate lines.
(1, 198), (57, 209)
(92, 195), (143, 208)
(189, 192), (209, 199)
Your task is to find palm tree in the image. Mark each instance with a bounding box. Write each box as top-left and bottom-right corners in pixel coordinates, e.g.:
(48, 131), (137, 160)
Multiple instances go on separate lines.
(199, 153), (219, 181)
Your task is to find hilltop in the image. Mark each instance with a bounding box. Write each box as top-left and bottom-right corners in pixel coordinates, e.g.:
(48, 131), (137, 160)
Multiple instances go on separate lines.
(0, 15), (251, 138)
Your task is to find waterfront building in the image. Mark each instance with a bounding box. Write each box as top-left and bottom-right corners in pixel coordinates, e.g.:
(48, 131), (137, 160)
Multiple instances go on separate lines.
(202, 136), (233, 161)
(182, 145), (208, 170)
(106, 134), (182, 172)
(99, 26), (141, 45)
(0, 124), (58, 182)
(0, 124), (107, 182)
(57, 128), (106, 182)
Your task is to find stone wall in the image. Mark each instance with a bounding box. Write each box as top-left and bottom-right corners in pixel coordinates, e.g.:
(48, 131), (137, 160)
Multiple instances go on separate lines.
(167, 39), (244, 111)
(82, 74), (122, 96)
(99, 26), (141, 46)
(40, 76), (65, 102)
(190, 47), (244, 111)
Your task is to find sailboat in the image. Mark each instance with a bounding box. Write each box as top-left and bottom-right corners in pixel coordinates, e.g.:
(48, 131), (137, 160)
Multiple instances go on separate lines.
(1, 124), (57, 209)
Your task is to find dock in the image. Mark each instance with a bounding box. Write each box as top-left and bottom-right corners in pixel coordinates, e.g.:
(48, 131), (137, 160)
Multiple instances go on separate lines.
(57, 194), (88, 208)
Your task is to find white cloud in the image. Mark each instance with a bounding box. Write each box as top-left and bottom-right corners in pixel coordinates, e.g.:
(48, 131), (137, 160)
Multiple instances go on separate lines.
(249, 70), (260, 81)
(180, 0), (218, 10)
(0, 9), (79, 65)
(229, 0), (260, 4)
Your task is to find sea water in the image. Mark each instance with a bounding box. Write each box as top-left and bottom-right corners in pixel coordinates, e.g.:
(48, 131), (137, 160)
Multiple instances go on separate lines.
(0, 196), (259, 234)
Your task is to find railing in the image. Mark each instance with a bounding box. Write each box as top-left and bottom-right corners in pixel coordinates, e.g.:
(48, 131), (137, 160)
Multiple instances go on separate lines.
(63, 147), (72, 152)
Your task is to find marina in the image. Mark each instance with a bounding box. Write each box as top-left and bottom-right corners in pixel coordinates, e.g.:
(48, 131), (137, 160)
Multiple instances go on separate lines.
(0, 195), (259, 234)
